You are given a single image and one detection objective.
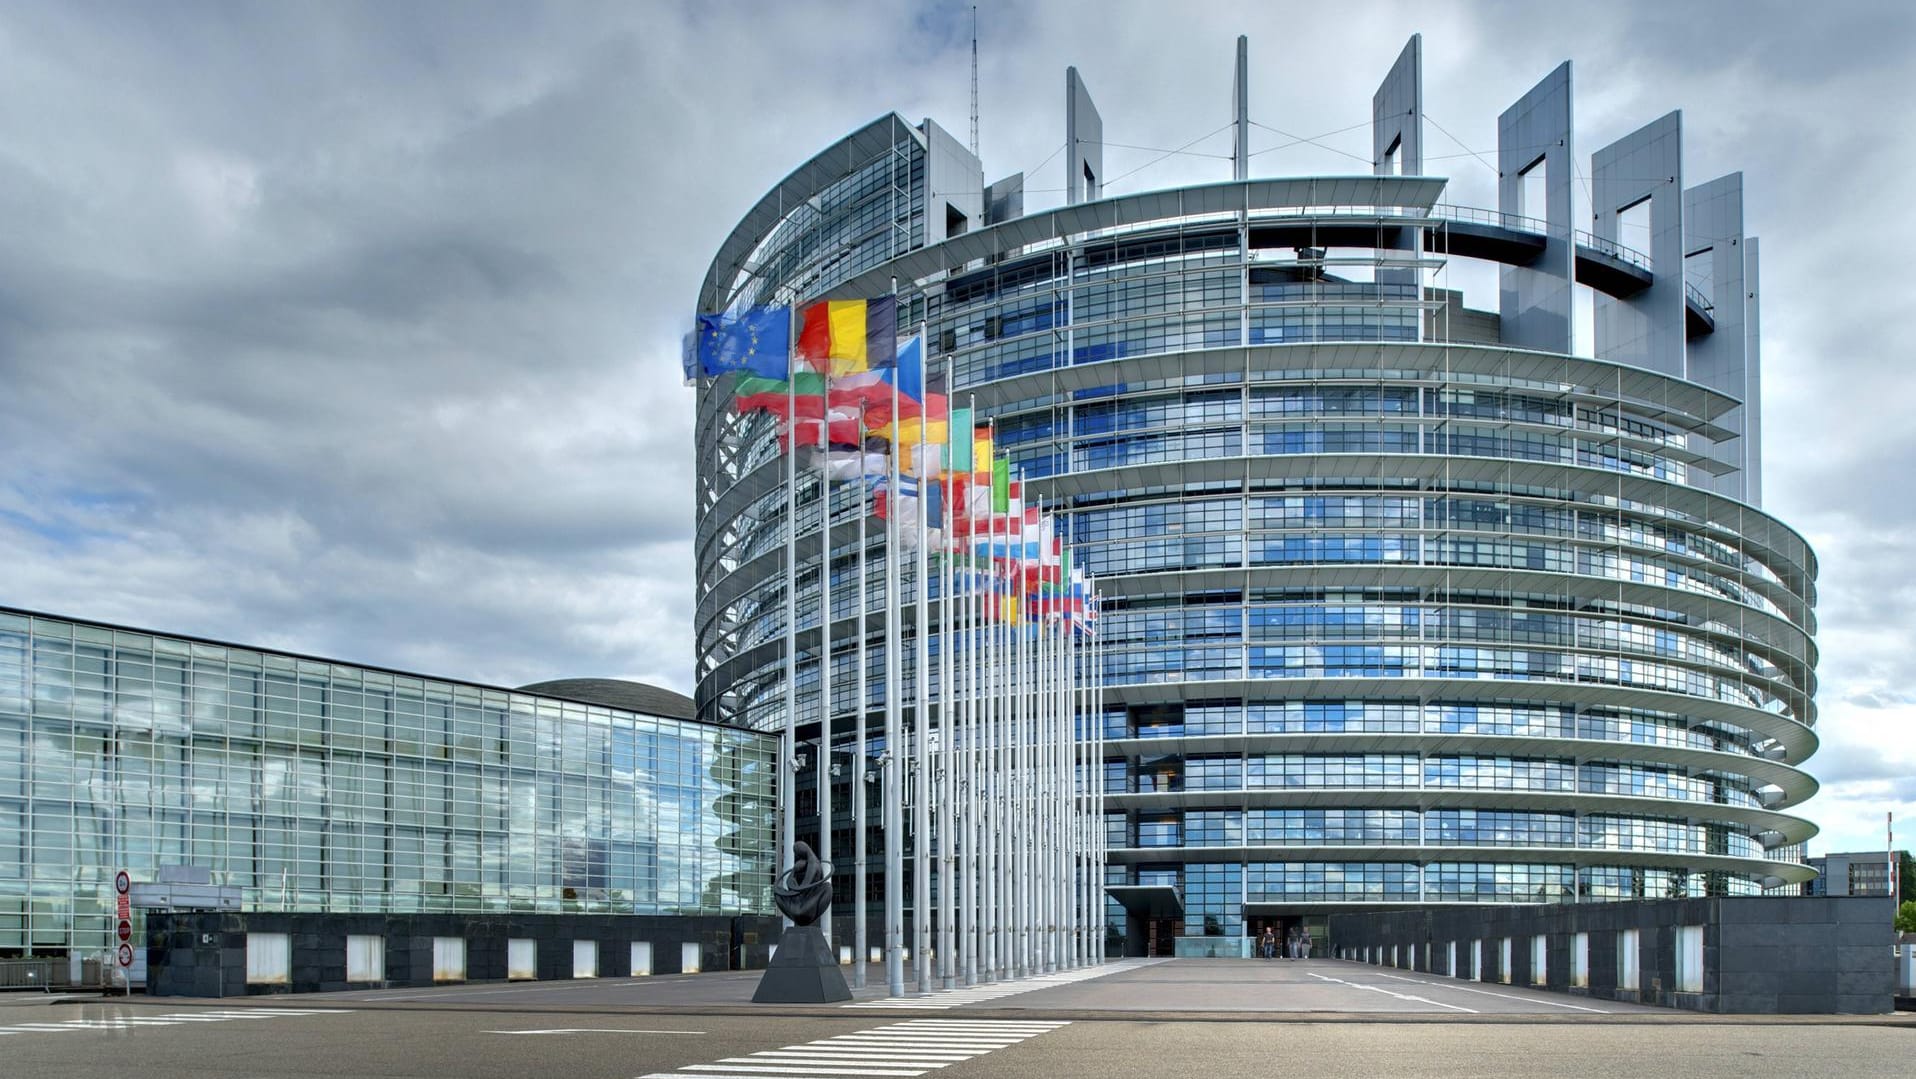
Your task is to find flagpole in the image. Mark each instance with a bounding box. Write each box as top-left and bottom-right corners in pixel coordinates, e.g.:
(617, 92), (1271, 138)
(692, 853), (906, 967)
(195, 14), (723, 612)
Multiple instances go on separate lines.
(938, 421), (956, 991)
(781, 313), (798, 917)
(854, 419), (869, 987)
(913, 321), (932, 995)
(988, 459), (1003, 981)
(1042, 517), (1057, 973)
(817, 378), (834, 953)
(1010, 484), (1026, 979)
(1094, 578), (1106, 962)
(960, 419), (978, 987)
(883, 288), (904, 998)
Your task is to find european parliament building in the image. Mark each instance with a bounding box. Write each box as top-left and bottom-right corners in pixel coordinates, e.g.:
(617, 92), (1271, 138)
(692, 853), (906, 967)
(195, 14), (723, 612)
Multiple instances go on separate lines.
(0, 606), (777, 987)
(694, 36), (1819, 956)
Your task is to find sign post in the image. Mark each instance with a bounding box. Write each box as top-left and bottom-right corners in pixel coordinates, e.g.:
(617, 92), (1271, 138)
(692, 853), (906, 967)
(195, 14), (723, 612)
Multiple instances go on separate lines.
(114, 870), (133, 972)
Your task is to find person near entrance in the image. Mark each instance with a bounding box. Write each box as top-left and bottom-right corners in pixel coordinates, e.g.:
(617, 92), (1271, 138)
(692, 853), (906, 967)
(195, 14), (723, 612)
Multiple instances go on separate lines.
(1259, 926), (1277, 959)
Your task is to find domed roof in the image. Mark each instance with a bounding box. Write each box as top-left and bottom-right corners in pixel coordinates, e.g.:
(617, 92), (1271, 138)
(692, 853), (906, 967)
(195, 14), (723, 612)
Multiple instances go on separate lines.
(516, 678), (695, 721)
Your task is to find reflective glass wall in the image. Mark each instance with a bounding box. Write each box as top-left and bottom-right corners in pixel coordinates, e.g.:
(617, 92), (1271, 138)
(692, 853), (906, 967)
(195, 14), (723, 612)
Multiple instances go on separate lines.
(0, 609), (776, 958)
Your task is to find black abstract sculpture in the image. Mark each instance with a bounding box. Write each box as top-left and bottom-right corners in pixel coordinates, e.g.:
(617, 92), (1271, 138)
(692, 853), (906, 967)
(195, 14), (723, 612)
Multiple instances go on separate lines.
(753, 841), (852, 1003)
(773, 841), (833, 925)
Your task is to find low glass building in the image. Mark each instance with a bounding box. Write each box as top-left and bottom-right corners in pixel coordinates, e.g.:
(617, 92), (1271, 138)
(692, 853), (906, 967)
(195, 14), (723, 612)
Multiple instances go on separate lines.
(0, 607), (776, 971)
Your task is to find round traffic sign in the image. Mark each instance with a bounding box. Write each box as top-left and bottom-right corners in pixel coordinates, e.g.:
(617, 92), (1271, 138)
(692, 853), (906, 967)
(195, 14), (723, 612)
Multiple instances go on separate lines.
(114, 870), (130, 895)
(116, 919), (132, 943)
(116, 943), (133, 967)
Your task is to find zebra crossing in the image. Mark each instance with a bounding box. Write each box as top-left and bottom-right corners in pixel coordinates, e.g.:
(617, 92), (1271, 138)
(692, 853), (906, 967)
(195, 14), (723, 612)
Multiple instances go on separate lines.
(638, 1018), (1068, 1079)
(844, 957), (1169, 1009)
(0, 1007), (349, 1037)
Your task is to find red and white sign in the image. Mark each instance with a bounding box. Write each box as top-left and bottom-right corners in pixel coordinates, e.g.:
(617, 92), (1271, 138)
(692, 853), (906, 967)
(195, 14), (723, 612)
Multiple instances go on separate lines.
(114, 870), (133, 967)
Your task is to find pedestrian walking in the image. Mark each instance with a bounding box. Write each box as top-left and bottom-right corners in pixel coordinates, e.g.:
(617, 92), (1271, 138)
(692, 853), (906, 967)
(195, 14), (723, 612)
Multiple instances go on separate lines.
(1260, 927), (1277, 960)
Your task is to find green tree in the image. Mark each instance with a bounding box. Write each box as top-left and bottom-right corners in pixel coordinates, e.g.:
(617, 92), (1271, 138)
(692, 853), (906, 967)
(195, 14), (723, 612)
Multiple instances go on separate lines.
(1900, 852), (1915, 905)
(1897, 900), (1916, 935)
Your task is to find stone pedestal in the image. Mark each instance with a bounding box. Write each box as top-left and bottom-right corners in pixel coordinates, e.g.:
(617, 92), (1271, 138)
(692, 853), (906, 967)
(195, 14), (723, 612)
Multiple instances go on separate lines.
(752, 924), (851, 1003)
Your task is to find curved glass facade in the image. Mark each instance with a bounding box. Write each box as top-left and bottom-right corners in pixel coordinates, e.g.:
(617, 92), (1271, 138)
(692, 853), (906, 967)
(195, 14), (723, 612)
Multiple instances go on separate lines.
(695, 94), (1817, 953)
(0, 609), (776, 963)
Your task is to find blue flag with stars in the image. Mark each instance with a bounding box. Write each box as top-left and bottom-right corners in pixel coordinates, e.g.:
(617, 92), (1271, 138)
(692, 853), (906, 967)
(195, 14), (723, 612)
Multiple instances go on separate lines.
(695, 306), (792, 379)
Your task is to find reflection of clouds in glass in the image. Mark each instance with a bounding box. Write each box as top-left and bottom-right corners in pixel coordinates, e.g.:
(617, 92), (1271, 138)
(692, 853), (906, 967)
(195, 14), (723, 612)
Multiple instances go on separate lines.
(0, 612), (779, 954)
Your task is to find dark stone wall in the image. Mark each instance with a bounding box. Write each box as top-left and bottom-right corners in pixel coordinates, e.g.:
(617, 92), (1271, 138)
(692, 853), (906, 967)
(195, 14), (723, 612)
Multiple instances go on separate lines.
(1326, 897), (1896, 1014)
(145, 911), (782, 997)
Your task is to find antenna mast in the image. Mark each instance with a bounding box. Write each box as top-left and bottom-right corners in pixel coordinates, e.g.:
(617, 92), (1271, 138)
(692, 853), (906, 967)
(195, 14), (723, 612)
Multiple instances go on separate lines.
(969, 6), (980, 158)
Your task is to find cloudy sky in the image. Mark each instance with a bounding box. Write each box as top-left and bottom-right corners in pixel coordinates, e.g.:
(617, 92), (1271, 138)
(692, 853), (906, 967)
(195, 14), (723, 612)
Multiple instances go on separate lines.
(1, 0), (1910, 855)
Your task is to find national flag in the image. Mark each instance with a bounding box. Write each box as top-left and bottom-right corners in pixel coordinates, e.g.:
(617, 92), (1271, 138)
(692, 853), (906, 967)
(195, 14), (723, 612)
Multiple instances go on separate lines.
(874, 412), (950, 450)
(780, 408), (864, 451)
(694, 306), (792, 379)
(823, 449), (889, 482)
(890, 334), (925, 401)
(949, 408), (974, 471)
(796, 297), (897, 376)
(734, 371), (826, 417)
(973, 429), (994, 482)
(991, 456), (1010, 514)
(828, 369), (892, 412)
(865, 390), (948, 430)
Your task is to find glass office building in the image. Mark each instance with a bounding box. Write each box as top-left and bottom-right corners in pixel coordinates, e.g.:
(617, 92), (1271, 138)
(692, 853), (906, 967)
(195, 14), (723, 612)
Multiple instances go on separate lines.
(695, 37), (1818, 956)
(0, 607), (777, 963)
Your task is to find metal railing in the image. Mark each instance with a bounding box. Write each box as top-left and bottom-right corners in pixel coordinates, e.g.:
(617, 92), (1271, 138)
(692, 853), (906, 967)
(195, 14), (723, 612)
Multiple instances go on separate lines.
(0, 957), (64, 990)
(1429, 203), (1549, 236)
(1685, 280), (1714, 315)
(1575, 230), (1652, 273)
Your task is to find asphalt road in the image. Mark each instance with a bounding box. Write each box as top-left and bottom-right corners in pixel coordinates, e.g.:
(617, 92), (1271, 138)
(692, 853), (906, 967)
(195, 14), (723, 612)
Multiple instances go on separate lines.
(0, 1000), (1913, 1079)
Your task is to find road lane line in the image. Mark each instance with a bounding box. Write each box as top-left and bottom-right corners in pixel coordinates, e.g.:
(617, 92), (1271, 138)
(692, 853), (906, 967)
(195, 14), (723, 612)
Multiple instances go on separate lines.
(1368, 972), (1611, 1013)
(640, 1019), (1069, 1079)
(683, 1065), (927, 1077)
(744, 1055), (955, 1068)
(486, 1028), (707, 1035)
(1306, 971), (1479, 1013)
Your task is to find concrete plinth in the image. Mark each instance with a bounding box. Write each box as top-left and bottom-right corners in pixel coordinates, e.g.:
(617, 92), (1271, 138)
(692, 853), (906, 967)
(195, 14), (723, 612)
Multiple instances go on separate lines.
(752, 925), (851, 1004)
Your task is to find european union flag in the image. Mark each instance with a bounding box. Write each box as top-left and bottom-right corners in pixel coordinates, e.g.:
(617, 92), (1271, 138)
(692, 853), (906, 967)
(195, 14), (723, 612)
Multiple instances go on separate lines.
(695, 306), (791, 379)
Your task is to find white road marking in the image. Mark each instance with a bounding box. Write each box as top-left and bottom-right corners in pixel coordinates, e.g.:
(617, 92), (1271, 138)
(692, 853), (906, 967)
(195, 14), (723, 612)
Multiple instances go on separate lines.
(487, 1028), (707, 1035)
(684, 1065), (928, 1077)
(742, 1055), (955, 1068)
(845, 959), (1166, 1009)
(1368, 971), (1612, 1013)
(1306, 971), (1479, 1013)
(766, 1050), (973, 1057)
(0, 1008), (353, 1039)
(638, 1019), (1070, 1079)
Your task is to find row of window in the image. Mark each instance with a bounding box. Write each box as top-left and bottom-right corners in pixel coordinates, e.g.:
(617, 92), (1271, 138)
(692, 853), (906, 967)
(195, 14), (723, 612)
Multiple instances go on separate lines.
(1119, 700), (1749, 754)
(1164, 861), (1755, 937)
(1119, 808), (1759, 857)
(1126, 754), (1753, 804)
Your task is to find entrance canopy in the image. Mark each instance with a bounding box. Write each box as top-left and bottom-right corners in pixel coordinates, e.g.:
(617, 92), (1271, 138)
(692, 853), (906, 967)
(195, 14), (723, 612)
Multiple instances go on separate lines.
(1106, 884), (1184, 919)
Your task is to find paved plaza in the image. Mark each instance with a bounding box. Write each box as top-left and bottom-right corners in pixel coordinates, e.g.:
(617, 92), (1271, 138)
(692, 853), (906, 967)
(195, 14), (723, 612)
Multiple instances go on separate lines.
(2, 959), (1911, 1078)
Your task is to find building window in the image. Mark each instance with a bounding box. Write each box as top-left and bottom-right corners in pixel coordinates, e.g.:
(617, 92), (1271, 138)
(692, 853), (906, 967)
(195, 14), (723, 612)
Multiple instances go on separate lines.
(346, 935), (384, 983)
(246, 932), (290, 985)
(1530, 934), (1548, 986)
(432, 936), (466, 982)
(508, 938), (537, 980)
(1570, 932), (1589, 988)
(1617, 929), (1640, 993)
(1675, 925), (1704, 993)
